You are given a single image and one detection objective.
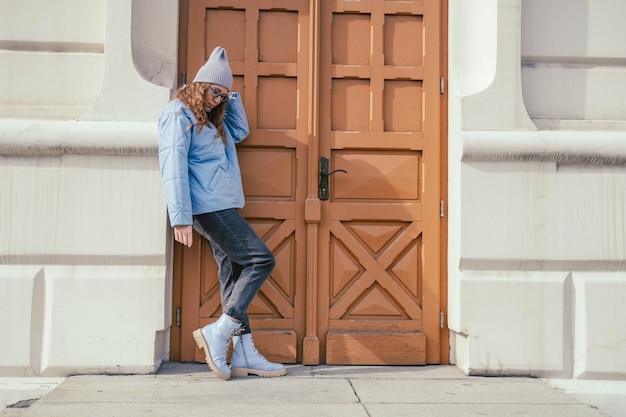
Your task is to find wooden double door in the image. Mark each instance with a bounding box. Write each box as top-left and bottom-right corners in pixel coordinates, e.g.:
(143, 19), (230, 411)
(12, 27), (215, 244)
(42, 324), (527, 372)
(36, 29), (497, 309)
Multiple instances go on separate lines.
(171, 0), (446, 365)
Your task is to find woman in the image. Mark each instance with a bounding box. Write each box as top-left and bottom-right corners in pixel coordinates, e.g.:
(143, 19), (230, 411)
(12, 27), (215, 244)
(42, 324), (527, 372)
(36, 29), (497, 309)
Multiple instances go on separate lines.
(158, 46), (286, 380)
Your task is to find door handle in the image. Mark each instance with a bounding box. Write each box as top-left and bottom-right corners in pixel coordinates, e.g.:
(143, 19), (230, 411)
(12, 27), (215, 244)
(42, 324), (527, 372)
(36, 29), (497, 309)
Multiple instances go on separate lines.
(319, 156), (347, 200)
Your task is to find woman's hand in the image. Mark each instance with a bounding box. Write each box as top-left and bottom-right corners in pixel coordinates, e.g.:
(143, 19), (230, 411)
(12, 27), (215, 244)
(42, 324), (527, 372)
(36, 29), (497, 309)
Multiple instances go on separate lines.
(174, 225), (193, 247)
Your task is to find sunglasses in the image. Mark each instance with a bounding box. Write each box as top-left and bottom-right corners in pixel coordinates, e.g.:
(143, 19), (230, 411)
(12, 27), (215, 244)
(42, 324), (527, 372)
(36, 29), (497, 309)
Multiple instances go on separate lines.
(208, 84), (229, 103)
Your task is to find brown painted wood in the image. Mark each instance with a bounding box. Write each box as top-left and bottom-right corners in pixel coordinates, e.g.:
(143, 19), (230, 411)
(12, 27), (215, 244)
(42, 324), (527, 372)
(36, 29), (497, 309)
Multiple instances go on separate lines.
(326, 330), (426, 365)
(317, 0), (441, 365)
(179, 0), (311, 364)
(169, 0), (189, 363)
(302, 0), (322, 366)
(439, 0), (449, 365)
(169, 228), (182, 361)
(181, 231), (202, 362)
(172, 0), (445, 366)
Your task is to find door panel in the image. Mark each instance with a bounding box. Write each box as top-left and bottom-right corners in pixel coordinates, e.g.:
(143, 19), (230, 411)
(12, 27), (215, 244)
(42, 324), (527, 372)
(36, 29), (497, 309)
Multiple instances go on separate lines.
(318, 0), (440, 364)
(180, 0), (310, 364)
(174, 0), (443, 365)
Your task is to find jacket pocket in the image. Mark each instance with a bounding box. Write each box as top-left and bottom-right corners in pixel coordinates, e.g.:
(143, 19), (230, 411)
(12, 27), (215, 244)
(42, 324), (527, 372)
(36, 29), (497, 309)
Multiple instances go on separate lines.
(206, 159), (228, 192)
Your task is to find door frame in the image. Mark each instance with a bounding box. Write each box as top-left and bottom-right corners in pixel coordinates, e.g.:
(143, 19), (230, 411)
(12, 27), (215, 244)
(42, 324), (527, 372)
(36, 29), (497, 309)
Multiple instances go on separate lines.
(439, 0), (449, 365)
(169, 0), (448, 365)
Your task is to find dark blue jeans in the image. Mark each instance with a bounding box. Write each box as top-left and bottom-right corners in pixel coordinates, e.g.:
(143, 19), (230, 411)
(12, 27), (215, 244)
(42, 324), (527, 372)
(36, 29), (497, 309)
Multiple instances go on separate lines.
(193, 208), (275, 334)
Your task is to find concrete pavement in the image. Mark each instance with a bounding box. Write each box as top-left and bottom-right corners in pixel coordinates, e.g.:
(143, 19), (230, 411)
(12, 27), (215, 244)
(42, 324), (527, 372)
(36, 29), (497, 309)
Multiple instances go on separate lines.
(0, 363), (621, 417)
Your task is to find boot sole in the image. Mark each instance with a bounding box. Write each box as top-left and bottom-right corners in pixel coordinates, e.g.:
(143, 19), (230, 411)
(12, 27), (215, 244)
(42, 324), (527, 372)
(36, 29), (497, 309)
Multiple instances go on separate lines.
(192, 329), (231, 381)
(231, 367), (287, 378)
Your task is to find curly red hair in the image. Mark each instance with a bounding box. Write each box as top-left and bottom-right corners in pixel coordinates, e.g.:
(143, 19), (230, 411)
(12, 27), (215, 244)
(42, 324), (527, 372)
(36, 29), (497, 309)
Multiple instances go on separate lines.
(173, 83), (227, 142)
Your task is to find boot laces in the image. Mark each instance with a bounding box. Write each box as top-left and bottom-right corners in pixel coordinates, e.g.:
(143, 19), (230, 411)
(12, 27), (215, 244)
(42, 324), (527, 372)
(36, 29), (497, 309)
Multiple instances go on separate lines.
(251, 337), (262, 357)
(248, 335), (268, 361)
(220, 328), (238, 357)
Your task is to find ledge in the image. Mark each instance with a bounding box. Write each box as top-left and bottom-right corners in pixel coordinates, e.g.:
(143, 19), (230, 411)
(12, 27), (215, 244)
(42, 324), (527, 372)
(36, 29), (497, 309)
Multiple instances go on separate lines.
(0, 119), (158, 156)
(462, 130), (626, 165)
(460, 258), (626, 271)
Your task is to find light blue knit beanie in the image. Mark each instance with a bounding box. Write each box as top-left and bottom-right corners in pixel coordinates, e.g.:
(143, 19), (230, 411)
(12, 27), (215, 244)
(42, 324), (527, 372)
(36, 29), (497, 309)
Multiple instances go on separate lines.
(193, 46), (233, 90)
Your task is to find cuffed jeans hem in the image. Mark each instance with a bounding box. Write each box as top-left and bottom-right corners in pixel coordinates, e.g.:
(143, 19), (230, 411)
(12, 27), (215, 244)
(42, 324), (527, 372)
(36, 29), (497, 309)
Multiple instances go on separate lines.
(223, 309), (251, 334)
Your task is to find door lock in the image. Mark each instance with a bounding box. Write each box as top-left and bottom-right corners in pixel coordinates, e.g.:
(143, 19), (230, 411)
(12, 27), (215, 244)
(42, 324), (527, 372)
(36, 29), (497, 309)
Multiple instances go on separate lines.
(319, 156), (347, 200)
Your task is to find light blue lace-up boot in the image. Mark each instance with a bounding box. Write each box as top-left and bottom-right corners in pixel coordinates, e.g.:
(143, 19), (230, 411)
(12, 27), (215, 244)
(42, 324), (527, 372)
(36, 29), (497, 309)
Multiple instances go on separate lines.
(230, 333), (287, 378)
(193, 313), (241, 381)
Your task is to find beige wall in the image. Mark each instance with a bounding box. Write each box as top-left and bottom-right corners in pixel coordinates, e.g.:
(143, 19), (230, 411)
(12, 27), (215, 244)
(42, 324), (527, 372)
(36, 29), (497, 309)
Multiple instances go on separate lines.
(0, 0), (105, 119)
(522, 0), (626, 127)
(0, 0), (177, 376)
(449, 0), (626, 379)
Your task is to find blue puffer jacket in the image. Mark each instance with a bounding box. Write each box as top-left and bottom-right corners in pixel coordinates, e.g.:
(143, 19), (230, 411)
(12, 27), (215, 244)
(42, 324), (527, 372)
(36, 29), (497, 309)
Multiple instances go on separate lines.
(158, 92), (249, 227)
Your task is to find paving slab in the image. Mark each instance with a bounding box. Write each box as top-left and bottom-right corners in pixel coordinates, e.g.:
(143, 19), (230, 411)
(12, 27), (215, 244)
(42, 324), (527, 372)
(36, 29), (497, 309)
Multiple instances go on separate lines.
(548, 379), (626, 417)
(2, 402), (370, 417)
(295, 364), (467, 379)
(37, 374), (359, 405)
(0, 364), (617, 417)
(351, 377), (580, 404)
(365, 403), (608, 417)
(0, 378), (64, 413)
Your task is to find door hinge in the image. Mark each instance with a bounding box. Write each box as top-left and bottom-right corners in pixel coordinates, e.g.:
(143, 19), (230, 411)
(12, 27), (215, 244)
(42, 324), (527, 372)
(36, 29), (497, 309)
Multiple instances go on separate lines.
(440, 310), (445, 329)
(440, 200), (445, 218)
(181, 69), (187, 86)
(176, 308), (181, 327)
(440, 77), (445, 94)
